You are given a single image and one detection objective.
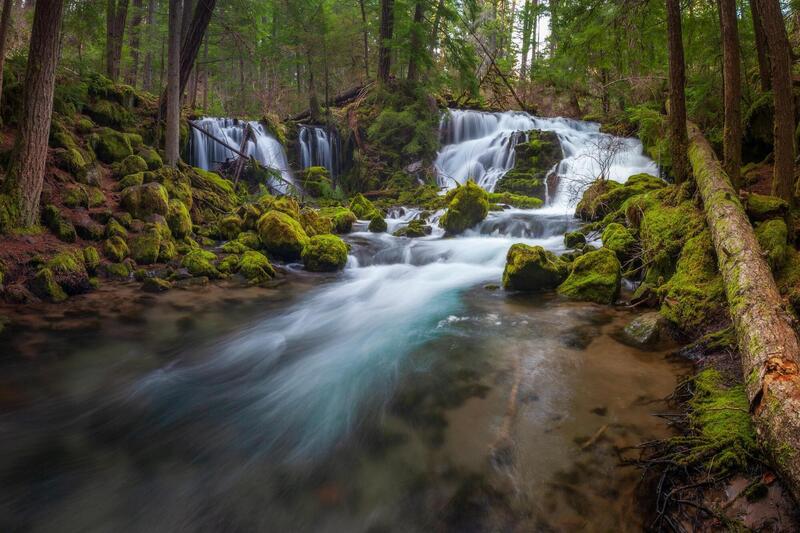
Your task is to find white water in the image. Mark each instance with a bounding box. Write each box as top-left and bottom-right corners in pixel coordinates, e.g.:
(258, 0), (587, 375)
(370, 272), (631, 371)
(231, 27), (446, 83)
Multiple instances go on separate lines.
(189, 117), (294, 186)
(132, 110), (658, 464)
(434, 109), (657, 213)
(298, 125), (341, 178)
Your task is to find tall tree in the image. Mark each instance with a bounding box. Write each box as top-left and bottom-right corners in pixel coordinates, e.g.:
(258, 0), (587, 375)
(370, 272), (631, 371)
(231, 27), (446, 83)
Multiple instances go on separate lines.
(750, 0), (771, 91)
(3, 0), (65, 227)
(126, 0), (143, 86)
(142, 0), (155, 91)
(406, 1), (425, 82)
(378, 0), (394, 83)
(0, 0), (14, 106)
(359, 0), (369, 79)
(105, 0), (130, 81)
(720, 0), (742, 187)
(178, 0), (217, 96)
(756, 0), (795, 202)
(165, 0), (181, 167)
(520, 0), (533, 79)
(665, 0), (689, 184)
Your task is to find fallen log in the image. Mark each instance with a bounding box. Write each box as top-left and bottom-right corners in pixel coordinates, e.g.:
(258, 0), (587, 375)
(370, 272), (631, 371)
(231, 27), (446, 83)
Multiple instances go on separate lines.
(688, 121), (800, 502)
(289, 83), (372, 121)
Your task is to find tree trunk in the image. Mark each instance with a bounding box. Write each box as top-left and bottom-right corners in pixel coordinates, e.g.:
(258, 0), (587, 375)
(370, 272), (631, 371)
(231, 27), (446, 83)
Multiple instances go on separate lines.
(688, 121), (800, 504)
(178, 0), (216, 97)
(105, 0), (130, 81)
(0, 0), (15, 106)
(165, 0), (181, 167)
(757, 0), (796, 203)
(3, 0), (65, 227)
(406, 1), (424, 82)
(719, 0), (742, 188)
(142, 0), (155, 91)
(519, 0), (532, 80)
(181, 0), (194, 42)
(202, 33), (208, 111)
(359, 0), (369, 80)
(430, 0), (445, 57)
(750, 0), (772, 91)
(666, 0), (689, 184)
(378, 0), (394, 83)
(126, 0), (143, 86)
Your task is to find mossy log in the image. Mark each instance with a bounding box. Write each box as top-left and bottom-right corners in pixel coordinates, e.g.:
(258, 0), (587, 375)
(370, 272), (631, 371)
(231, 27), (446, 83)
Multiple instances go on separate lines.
(688, 122), (800, 501)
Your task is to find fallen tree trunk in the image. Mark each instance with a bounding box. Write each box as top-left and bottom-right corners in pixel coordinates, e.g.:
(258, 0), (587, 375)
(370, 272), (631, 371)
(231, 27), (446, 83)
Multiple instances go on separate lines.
(688, 122), (800, 502)
(289, 83), (371, 121)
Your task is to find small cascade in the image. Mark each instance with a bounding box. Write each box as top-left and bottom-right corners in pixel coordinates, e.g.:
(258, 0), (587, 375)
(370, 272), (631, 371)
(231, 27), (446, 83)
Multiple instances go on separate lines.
(298, 125), (342, 178)
(434, 109), (658, 211)
(189, 117), (294, 186)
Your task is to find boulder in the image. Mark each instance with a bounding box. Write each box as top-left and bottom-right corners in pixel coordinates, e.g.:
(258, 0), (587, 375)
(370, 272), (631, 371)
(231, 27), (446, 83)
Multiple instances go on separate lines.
(439, 180), (489, 235)
(120, 182), (169, 219)
(93, 127), (133, 163)
(181, 249), (221, 278)
(238, 250), (275, 282)
(349, 193), (380, 220)
(257, 211), (310, 259)
(393, 219), (431, 238)
(104, 236), (129, 262)
(557, 247), (621, 304)
(502, 244), (568, 291)
(368, 215), (388, 233)
(564, 231), (586, 249)
(318, 207), (357, 233)
(755, 218), (788, 271)
(299, 207), (334, 236)
(622, 312), (668, 347)
(601, 222), (636, 261)
(301, 234), (349, 272)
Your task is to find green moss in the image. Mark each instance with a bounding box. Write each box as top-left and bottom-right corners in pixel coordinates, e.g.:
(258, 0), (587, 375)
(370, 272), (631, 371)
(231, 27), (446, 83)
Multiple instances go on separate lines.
(557, 247), (621, 304)
(658, 230), (726, 332)
(188, 166), (238, 220)
(63, 186), (89, 208)
(87, 187), (105, 207)
(137, 146), (163, 170)
(54, 147), (87, 176)
(755, 218), (788, 271)
(141, 277), (172, 292)
(120, 182), (169, 219)
(86, 99), (133, 128)
(75, 117), (94, 134)
(158, 238), (177, 262)
(601, 222), (636, 261)
(221, 240), (250, 254)
(165, 199), (191, 239)
(349, 193), (380, 220)
(237, 203), (262, 231)
(298, 166), (337, 198)
(439, 181), (489, 235)
(238, 250), (276, 282)
(302, 234), (349, 272)
(118, 172), (144, 189)
(576, 174), (665, 222)
(494, 130), (562, 199)
(257, 211), (310, 259)
(217, 215), (242, 240)
(105, 218), (128, 239)
(368, 215), (387, 233)
(393, 219), (431, 237)
(41, 204), (76, 242)
(639, 197), (705, 282)
(181, 249), (221, 278)
(93, 127), (133, 163)
(487, 192), (543, 209)
(299, 207), (334, 236)
(743, 192), (788, 222)
(318, 207), (357, 234)
(217, 254), (241, 274)
(103, 236), (129, 262)
(30, 268), (68, 302)
(564, 231), (586, 249)
(503, 244), (568, 291)
(236, 231), (261, 250)
(129, 229), (162, 264)
(263, 195), (300, 219)
(116, 155), (148, 177)
(102, 261), (131, 280)
(83, 247), (100, 274)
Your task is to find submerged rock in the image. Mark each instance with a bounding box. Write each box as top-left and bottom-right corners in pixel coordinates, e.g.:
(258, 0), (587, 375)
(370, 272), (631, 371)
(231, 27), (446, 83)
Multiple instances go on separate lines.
(622, 312), (667, 347)
(557, 247), (621, 304)
(439, 181), (489, 235)
(502, 244), (568, 291)
(302, 234), (349, 272)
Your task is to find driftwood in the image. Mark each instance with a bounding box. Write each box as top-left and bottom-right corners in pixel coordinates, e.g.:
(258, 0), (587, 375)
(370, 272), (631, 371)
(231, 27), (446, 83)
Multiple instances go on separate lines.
(289, 83), (372, 121)
(688, 122), (800, 502)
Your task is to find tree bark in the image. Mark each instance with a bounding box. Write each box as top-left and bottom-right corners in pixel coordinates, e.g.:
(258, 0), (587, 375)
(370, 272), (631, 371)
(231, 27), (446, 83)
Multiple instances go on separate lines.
(3, 0), (65, 227)
(719, 0), (742, 188)
(165, 0), (181, 167)
(756, 0), (796, 203)
(0, 0), (14, 106)
(750, 0), (772, 91)
(378, 0), (394, 83)
(359, 0), (369, 80)
(520, 0), (532, 79)
(142, 0), (155, 91)
(126, 0), (143, 86)
(105, 0), (130, 81)
(179, 0), (216, 97)
(688, 121), (800, 504)
(406, 1), (425, 82)
(666, 0), (689, 184)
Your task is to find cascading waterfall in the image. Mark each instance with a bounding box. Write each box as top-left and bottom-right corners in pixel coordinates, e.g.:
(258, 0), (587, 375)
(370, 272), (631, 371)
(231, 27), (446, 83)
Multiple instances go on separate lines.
(189, 117), (294, 186)
(298, 125), (342, 178)
(434, 109), (658, 211)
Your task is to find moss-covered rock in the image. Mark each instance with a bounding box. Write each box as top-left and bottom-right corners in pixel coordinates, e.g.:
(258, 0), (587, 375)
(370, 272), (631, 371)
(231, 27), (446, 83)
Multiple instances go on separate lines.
(83, 247), (100, 274)
(487, 192), (543, 209)
(502, 244), (568, 291)
(576, 174), (665, 222)
(564, 231), (586, 249)
(53, 147), (87, 177)
(105, 217), (127, 239)
(494, 130), (562, 199)
(45, 251), (91, 294)
(118, 172), (144, 190)
(299, 207), (334, 236)
(129, 228), (162, 264)
(302, 234), (349, 272)
(181, 249), (221, 278)
(63, 185), (90, 208)
(755, 218), (788, 271)
(439, 181), (489, 235)
(237, 203), (262, 231)
(238, 250), (276, 282)
(93, 127), (133, 163)
(557, 247), (621, 304)
(743, 192), (789, 222)
(236, 231), (261, 250)
(116, 154), (148, 177)
(368, 215), (387, 233)
(41, 204), (77, 242)
(30, 268), (68, 302)
(622, 312), (667, 347)
(349, 193), (380, 220)
(217, 214), (242, 240)
(601, 222), (636, 261)
(221, 240), (250, 254)
(158, 238), (177, 262)
(188, 166), (237, 220)
(137, 145), (163, 170)
(76, 117), (95, 134)
(393, 219), (431, 238)
(141, 277), (172, 293)
(86, 99), (133, 129)
(298, 166), (336, 198)
(103, 236), (129, 262)
(120, 182), (169, 219)
(102, 261), (132, 280)
(658, 230), (725, 332)
(166, 199), (192, 239)
(257, 211), (310, 259)
(318, 207), (357, 233)
(638, 197), (704, 284)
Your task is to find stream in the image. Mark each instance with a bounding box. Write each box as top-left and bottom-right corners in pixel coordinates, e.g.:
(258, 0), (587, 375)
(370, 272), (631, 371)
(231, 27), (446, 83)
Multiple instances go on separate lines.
(0, 112), (686, 532)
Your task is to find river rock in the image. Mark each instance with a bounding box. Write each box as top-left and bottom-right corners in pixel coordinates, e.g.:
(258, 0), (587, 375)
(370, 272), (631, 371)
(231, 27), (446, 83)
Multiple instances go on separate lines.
(502, 244), (568, 291)
(622, 312), (667, 347)
(557, 247), (621, 304)
(439, 180), (489, 235)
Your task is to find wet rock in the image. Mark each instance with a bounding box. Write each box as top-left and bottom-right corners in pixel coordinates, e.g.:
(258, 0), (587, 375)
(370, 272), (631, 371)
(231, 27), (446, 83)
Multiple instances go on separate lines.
(141, 277), (172, 293)
(502, 244), (568, 291)
(181, 249), (220, 278)
(257, 211), (310, 260)
(302, 234), (349, 272)
(439, 180), (489, 235)
(557, 248), (621, 304)
(622, 312), (667, 347)
(368, 215), (387, 233)
(318, 207), (357, 234)
(173, 276), (210, 289)
(393, 219), (431, 238)
(564, 231), (586, 249)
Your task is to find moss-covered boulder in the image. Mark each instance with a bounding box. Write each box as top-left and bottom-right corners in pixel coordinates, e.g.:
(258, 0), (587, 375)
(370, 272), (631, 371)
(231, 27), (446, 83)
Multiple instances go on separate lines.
(502, 244), (568, 291)
(217, 214), (242, 240)
(44, 251), (91, 295)
(238, 250), (276, 282)
(637, 196), (704, 284)
(83, 247), (100, 274)
(120, 182), (169, 219)
(299, 207), (334, 236)
(439, 181), (489, 235)
(102, 261), (132, 280)
(42, 204), (77, 242)
(257, 211), (310, 259)
(187, 167), (237, 220)
(93, 127), (133, 163)
(236, 231), (261, 250)
(349, 193), (380, 220)
(137, 146), (163, 170)
(755, 218), (789, 271)
(181, 249), (221, 278)
(488, 192), (544, 209)
(129, 228), (162, 264)
(166, 199), (192, 239)
(104, 236), (129, 262)
(368, 215), (387, 233)
(237, 203), (262, 231)
(318, 207), (357, 233)
(576, 174), (665, 222)
(118, 172), (144, 190)
(302, 234), (349, 272)
(494, 130), (562, 199)
(743, 192), (789, 222)
(393, 219), (432, 238)
(601, 222), (636, 261)
(658, 230), (725, 332)
(30, 268), (68, 302)
(557, 248), (621, 304)
(86, 99), (133, 129)
(116, 155), (148, 177)
(53, 147), (88, 177)
(564, 231), (586, 249)
(261, 195), (301, 219)
(141, 277), (172, 293)
(105, 218), (128, 239)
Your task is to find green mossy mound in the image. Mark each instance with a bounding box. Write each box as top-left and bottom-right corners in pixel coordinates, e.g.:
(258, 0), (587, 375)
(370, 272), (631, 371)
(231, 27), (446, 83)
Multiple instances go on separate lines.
(494, 130), (562, 199)
(137, 146), (163, 170)
(393, 218), (431, 238)
(298, 166), (336, 198)
(105, 218), (127, 239)
(299, 207), (334, 236)
(319, 207), (357, 233)
(487, 192), (543, 209)
(564, 231), (586, 249)
(236, 231), (261, 250)
(237, 250), (275, 282)
(188, 167), (238, 220)
(776, 248), (800, 314)
(42, 204), (77, 242)
(439, 181), (489, 235)
(104, 236), (129, 262)
(349, 193), (380, 220)
(86, 99), (133, 129)
(181, 249), (221, 278)
(658, 230), (725, 332)
(221, 240), (249, 254)
(116, 155), (148, 177)
(217, 214), (242, 240)
(743, 192), (789, 222)
(257, 210), (310, 259)
(120, 182), (169, 219)
(118, 172), (144, 189)
(166, 199), (192, 238)
(502, 244), (568, 291)
(637, 195), (704, 283)
(368, 215), (387, 233)
(83, 247), (100, 274)
(30, 268), (68, 302)
(53, 148), (88, 177)
(141, 277), (172, 292)
(93, 127), (133, 163)
(557, 248), (621, 304)
(262, 196), (301, 219)
(102, 261), (132, 280)
(45, 251), (91, 294)
(755, 218), (788, 271)
(576, 174), (665, 222)
(601, 222), (636, 261)
(302, 234), (349, 272)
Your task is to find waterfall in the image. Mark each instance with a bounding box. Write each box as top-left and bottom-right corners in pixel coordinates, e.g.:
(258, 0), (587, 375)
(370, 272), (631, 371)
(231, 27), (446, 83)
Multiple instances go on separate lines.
(434, 109), (658, 211)
(298, 125), (341, 178)
(189, 117), (294, 186)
